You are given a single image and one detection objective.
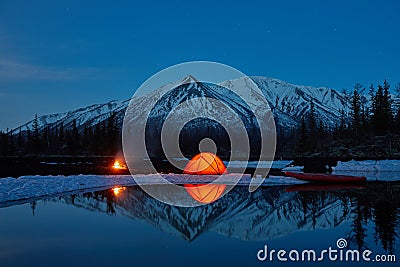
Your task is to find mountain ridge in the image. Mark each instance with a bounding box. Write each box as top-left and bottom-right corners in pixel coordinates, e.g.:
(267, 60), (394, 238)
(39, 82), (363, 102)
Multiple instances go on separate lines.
(12, 76), (349, 134)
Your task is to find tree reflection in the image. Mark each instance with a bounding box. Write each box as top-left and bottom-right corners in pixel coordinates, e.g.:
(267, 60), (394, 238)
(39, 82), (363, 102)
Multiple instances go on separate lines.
(372, 190), (398, 254)
(81, 190), (118, 215)
(346, 183), (399, 253)
(30, 201), (36, 216)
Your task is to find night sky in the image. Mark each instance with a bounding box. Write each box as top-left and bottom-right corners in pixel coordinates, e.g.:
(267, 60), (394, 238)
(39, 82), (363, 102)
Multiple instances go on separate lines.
(1, 0), (399, 130)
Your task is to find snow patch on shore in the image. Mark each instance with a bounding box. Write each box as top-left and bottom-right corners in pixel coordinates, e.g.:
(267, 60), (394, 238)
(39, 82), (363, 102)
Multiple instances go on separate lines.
(333, 160), (400, 181)
(0, 174), (305, 206)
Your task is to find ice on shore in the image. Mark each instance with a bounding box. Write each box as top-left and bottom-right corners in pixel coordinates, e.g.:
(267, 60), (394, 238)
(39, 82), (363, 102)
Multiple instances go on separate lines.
(282, 166), (304, 172)
(2, 158), (399, 206)
(0, 174), (305, 206)
(333, 160), (400, 181)
(334, 160), (400, 172)
(0, 175), (135, 206)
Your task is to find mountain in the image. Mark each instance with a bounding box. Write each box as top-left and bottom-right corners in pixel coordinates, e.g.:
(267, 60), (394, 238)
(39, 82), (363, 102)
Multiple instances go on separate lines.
(55, 186), (350, 242)
(123, 75), (277, 159)
(18, 99), (129, 132)
(15, 75), (349, 134)
(227, 76), (349, 128)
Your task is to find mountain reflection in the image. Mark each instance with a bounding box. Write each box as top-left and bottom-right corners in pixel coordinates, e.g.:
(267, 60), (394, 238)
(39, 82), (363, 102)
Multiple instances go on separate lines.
(53, 183), (399, 252)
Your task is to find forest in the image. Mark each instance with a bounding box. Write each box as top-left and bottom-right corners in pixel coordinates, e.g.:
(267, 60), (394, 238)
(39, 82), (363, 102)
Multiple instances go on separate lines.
(278, 79), (400, 158)
(0, 112), (121, 157)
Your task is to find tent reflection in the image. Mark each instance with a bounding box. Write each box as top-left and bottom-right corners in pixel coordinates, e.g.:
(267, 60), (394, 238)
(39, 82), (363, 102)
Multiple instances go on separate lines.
(184, 183), (227, 204)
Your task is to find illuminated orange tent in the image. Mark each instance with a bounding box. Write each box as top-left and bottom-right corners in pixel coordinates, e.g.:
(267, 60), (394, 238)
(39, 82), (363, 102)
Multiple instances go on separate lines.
(183, 152), (227, 175)
(184, 183), (227, 204)
(183, 153), (227, 204)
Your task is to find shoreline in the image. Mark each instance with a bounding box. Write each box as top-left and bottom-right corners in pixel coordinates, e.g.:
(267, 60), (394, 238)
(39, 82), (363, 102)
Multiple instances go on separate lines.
(2, 156), (400, 179)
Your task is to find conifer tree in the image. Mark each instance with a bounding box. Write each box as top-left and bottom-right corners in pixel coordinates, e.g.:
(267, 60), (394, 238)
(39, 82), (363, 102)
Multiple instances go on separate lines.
(106, 112), (119, 155)
(372, 85), (384, 135)
(70, 119), (81, 155)
(317, 120), (326, 148)
(394, 82), (400, 133)
(58, 122), (65, 153)
(82, 125), (90, 155)
(371, 81), (393, 135)
(17, 127), (24, 153)
(350, 84), (363, 139)
(42, 125), (50, 153)
(383, 79), (393, 130)
(32, 114), (41, 154)
(0, 131), (8, 157)
(8, 129), (15, 155)
(297, 117), (308, 153)
(308, 100), (317, 149)
(93, 123), (102, 155)
(339, 109), (347, 132)
(26, 129), (31, 154)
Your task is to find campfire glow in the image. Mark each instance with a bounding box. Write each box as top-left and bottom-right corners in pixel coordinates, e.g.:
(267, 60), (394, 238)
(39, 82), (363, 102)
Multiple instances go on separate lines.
(112, 187), (125, 196)
(112, 160), (126, 170)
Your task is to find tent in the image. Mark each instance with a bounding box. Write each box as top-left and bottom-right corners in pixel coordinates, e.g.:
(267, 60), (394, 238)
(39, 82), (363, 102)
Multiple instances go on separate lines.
(184, 183), (227, 204)
(183, 152), (227, 175)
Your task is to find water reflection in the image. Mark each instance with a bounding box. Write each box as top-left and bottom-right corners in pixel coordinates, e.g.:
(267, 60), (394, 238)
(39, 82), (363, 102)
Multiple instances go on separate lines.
(184, 183), (227, 204)
(112, 186), (126, 196)
(42, 182), (400, 253)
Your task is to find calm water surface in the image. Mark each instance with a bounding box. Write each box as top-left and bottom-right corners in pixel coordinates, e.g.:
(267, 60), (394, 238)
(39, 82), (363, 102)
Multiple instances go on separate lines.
(0, 182), (399, 267)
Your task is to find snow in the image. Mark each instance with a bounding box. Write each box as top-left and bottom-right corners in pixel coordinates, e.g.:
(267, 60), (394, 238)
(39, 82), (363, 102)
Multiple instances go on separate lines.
(18, 99), (129, 132)
(2, 159), (398, 206)
(0, 175), (134, 207)
(335, 159), (400, 172)
(249, 76), (349, 128)
(262, 175), (307, 185)
(0, 174), (307, 206)
(282, 165), (304, 172)
(333, 160), (400, 181)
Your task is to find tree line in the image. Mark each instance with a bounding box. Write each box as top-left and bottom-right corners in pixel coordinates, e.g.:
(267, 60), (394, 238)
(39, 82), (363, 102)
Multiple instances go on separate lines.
(0, 112), (121, 157)
(293, 79), (400, 157)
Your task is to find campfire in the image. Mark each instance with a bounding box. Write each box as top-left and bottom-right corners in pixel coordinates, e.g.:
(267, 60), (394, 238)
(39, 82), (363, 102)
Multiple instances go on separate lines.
(112, 160), (127, 170)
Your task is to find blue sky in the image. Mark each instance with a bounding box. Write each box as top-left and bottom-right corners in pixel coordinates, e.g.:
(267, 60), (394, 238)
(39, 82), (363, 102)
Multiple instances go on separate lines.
(1, 0), (399, 130)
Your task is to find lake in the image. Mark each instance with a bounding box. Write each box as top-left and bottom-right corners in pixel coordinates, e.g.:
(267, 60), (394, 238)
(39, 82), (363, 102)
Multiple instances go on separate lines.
(0, 182), (399, 267)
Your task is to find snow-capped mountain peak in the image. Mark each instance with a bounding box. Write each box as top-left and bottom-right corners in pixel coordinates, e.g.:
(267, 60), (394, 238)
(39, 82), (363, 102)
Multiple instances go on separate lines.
(13, 76), (349, 134)
(181, 74), (199, 84)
